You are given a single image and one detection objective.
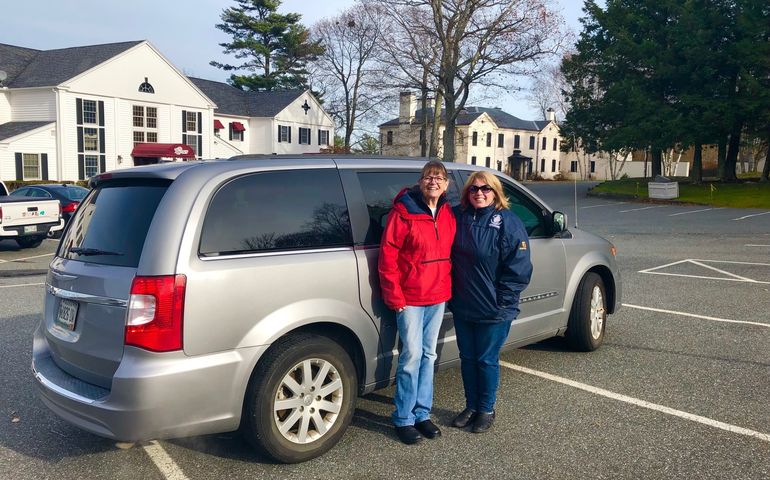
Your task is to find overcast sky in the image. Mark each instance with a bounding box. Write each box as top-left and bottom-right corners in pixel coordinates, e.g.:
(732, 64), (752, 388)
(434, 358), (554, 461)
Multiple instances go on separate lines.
(1, 0), (593, 121)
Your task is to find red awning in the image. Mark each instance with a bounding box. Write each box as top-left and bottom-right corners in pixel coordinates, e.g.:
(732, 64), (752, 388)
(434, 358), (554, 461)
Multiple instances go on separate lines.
(131, 143), (196, 158)
(231, 121), (246, 132)
(214, 119), (225, 130)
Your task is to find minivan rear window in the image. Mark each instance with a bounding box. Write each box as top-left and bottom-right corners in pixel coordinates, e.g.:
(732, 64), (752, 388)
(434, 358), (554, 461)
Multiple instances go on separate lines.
(58, 180), (170, 267)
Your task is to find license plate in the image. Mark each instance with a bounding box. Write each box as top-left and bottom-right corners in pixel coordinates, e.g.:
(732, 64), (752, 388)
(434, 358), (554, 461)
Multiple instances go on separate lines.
(56, 299), (79, 331)
(24, 225), (37, 233)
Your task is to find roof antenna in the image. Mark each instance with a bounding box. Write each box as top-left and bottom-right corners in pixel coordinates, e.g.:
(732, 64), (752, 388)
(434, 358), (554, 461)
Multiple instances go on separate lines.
(572, 135), (579, 228)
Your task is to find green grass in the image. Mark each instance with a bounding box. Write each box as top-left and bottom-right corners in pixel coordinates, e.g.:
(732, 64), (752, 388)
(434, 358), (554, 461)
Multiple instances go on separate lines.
(590, 178), (770, 209)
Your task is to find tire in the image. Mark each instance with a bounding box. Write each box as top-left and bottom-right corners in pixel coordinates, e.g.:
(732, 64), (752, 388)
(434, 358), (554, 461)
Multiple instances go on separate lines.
(16, 235), (45, 249)
(243, 333), (358, 463)
(566, 272), (607, 352)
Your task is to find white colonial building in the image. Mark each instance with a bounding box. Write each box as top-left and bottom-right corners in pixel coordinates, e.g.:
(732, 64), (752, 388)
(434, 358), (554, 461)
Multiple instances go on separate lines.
(380, 92), (611, 180)
(0, 40), (334, 182)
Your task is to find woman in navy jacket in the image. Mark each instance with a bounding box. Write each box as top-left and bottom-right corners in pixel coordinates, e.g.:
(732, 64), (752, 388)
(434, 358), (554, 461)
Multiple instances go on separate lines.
(449, 171), (533, 433)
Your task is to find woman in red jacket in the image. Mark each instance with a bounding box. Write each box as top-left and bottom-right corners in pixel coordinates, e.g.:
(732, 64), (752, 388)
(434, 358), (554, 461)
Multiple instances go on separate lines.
(378, 160), (456, 445)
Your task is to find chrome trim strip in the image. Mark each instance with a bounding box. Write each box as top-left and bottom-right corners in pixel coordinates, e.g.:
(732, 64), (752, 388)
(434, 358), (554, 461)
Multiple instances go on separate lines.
(47, 284), (128, 307)
(199, 246), (353, 261)
(33, 368), (98, 405)
(520, 291), (559, 304)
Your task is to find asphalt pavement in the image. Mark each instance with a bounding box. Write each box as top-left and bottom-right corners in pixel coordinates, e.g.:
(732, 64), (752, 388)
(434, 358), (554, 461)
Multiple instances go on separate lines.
(1, 182), (769, 479)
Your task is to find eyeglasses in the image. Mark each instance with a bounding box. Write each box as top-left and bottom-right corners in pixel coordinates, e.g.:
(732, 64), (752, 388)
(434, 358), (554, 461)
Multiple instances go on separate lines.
(422, 175), (447, 183)
(468, 185), (493, 194)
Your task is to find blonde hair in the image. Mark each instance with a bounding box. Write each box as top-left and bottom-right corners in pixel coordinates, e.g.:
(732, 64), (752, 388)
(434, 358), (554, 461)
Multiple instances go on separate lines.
(460, 171), (509, 210)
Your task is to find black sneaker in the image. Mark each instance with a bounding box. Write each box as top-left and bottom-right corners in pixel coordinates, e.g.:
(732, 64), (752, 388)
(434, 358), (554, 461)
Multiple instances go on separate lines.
(472, 411), (495, 433)
(395, 425), (423, 445)
(415, 419), (442, 439)
(452, 408), (477, 428)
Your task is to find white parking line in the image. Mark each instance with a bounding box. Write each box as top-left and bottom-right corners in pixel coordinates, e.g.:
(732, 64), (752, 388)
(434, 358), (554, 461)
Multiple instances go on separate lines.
(732, 211), (770, 221)
(668, 208), (722, 217)
(580, 202), (627, 209)
(500, 361), (770, 443)
(0, 282), (45, 288)
(143, 441), (189, 480)
(622, 303), (769, 328)
(745, 244), (770, 247)
(0, 252), (53, 263)
(639, 259), (770, 284)
(619, 205), (664, 213)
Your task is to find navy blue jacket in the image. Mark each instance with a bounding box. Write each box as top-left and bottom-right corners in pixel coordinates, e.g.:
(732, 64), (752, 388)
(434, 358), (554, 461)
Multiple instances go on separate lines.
(449, 205), (533, 323)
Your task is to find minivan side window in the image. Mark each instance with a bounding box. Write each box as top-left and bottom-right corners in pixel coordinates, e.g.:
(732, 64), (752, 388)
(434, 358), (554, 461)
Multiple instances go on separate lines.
(500, 181), (548, 238)
(357, 171), (461, 246)
(200, 169), (352, 256)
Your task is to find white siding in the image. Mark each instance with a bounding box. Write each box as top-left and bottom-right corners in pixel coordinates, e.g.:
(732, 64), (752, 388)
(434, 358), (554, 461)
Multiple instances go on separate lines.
(271, 93), (335, 154)
(9, 89), (56, 121)
(0, 92), (10, 124)
(0, 126), (57, 181)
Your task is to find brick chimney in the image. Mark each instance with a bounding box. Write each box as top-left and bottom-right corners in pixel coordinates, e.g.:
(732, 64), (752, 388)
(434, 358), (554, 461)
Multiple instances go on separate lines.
(399, 91), (416, 124)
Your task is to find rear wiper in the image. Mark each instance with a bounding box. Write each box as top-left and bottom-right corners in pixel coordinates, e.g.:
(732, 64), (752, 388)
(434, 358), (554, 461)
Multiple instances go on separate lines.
(69, 247), (124, 256)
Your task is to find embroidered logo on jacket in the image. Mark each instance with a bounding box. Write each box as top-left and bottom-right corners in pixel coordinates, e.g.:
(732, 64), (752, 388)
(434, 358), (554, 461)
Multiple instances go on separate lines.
(489, 214), (503, 229)
(520, 241), (528, 250)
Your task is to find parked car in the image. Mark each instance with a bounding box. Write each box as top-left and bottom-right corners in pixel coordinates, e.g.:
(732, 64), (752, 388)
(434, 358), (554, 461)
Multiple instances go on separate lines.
(32, 157), (621, 463)
(0, 180), (64, 248)
(10, 184), (88, 238)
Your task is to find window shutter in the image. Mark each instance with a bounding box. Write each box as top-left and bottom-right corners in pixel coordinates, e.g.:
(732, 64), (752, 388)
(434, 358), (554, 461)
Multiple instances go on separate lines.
(197, 135), (202, 157)
(197, 112), (202, 134)
(278, 126), (282, 143)
(182, 134), (187, 146)
(288, 127), (291, 143)
(78, 154), (85, 180)
(99, 155), (106, 173)
(182, 111), (187, 133)
(76, 98), (83, 125)
(317, 130), (321, 145)
(15, 153), (23, 180)
(99, 128), (105, 153)
(41, 154), (49, 180)
(98, 101), (105, 127)
(229, 124), (233, 141)
(77, 127), (84, 152)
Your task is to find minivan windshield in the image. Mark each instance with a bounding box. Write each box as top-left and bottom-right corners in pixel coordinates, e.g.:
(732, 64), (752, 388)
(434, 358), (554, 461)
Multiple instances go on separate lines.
(58, 180), (170, 267)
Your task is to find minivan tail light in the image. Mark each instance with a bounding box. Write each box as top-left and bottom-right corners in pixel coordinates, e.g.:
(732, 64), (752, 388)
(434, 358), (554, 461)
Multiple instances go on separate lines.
(125, 275), (186, 352)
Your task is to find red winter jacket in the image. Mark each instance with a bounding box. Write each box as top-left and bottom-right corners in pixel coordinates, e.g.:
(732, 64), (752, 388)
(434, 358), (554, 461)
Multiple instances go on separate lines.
(378, 187), (456, 310)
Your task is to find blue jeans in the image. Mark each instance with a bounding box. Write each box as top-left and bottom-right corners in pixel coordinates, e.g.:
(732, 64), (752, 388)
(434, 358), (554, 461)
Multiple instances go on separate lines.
(392, 303), (445, 427)
(454, 319), (512, 414)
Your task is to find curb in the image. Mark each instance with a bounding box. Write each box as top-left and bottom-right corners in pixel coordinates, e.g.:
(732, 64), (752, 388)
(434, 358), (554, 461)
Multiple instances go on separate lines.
(0, 269), (48, 278)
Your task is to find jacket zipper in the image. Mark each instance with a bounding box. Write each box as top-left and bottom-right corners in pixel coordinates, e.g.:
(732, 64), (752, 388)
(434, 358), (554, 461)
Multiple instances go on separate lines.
(421, 258), (450, 264)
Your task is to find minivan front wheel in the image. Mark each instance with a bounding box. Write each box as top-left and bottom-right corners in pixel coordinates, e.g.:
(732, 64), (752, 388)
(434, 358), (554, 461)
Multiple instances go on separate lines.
(243, 333), (357, 463)
(566, 272), (607, 352)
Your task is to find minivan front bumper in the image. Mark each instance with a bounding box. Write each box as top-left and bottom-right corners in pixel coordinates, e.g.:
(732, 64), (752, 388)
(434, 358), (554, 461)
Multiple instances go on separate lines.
(32, 324), (267, 441)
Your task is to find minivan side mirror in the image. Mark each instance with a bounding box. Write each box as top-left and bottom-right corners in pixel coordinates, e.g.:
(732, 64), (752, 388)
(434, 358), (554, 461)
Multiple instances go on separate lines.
(552, 211), (568, 234)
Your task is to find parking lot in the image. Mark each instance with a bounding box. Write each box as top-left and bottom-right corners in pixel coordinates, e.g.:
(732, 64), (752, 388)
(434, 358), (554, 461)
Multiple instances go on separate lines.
(1, 182), (768, 479)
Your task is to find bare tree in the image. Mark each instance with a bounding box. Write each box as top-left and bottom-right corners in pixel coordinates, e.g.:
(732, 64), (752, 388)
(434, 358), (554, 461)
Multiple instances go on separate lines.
(527, 62), (569, 120)
(309, 5), (390, 149)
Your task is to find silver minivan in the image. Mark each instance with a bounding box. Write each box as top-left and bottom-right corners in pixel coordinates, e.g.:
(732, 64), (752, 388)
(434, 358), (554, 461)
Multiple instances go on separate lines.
(33, 156), (621, 463)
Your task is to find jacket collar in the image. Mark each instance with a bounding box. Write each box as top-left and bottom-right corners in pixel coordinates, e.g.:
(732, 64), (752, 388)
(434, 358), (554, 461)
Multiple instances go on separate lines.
(395, 186), (447, 217)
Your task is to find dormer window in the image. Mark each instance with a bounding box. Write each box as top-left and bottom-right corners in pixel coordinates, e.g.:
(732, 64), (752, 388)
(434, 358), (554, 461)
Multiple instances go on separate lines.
(138, 77), (155, 94)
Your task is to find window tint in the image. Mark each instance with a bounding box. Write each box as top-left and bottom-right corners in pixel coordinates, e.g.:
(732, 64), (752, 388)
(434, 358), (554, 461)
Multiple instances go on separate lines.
(501, 182), (548, 237)
(200, 169), (352, 256)
(357, 171), (460, 246)
(59, 180), (170, 267)
(58, 186), (89, 201)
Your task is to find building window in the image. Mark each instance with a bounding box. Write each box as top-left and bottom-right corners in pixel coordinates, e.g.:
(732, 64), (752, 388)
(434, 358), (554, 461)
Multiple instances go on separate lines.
(138, 77), (155, 94)
(497, 160), (502, 171)
(485, 157), (491, 168)
(82, 100), (97, 124)
(590, 161), (596, 173)
(542, 137), (547, 150)
(553, 138), (558, 151)
(386, 131), (393, 145)
(471, 156), (477, 165)
(299, 127), (311, 145)
(133, 106), (157, 143)
(22, 153), (41, 180)
(133, 131), (144, 144)
(472, 131), (478, 146)
(486, 132), (492, 147)
(514, 135), (520, 149)
(456, 131), (464, 145)
(133, 106), (144, 127)
(83, 128), (99, 151)
(570, 161), (578, 173)
(232, 129), (244, 141)
(186, 112), (198, 132)
(186, 135), (200, 156)
(278, 125), (291, 143)
(84, 155), (99, 178)
(529, 136), (535, 149)
(147, 132), (157, 143)
(541, 158), (546, 172)
(552, 159), (557, 172)
(497, 134), (504, 148)
(318, 129), (330, 146)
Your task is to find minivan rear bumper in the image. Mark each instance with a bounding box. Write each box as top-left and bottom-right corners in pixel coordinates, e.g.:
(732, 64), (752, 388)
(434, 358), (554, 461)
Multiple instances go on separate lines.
(32, 324), (267, 441)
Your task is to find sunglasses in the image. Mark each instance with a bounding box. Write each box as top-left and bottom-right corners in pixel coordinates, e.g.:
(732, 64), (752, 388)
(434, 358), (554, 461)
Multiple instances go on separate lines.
(468, 185), (493, 194)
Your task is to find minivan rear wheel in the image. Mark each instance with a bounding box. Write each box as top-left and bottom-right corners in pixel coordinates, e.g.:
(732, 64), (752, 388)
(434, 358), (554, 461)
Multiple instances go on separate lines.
(566, 272), (606, 352)
(243, 333), (357, 463)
